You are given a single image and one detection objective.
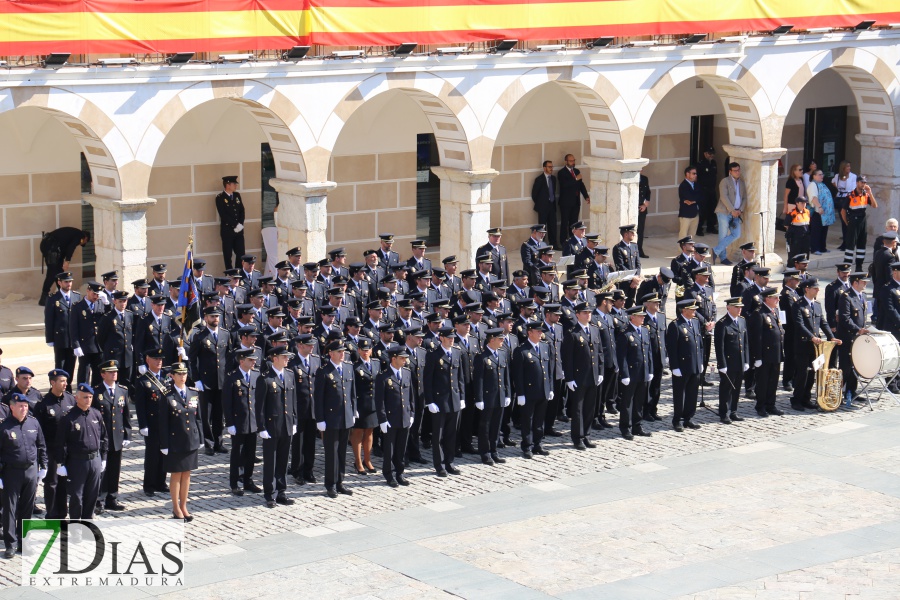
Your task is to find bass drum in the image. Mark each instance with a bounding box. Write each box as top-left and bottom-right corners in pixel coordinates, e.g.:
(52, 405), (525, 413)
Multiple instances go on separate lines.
(852, 332), (900, 379)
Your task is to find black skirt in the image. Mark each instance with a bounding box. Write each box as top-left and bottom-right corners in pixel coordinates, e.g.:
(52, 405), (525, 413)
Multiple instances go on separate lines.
(165, 449), (198, 473)
(354, 410), (379, 429)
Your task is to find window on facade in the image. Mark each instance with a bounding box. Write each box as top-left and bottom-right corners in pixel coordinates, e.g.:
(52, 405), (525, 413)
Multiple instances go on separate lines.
(80, 152), (95, 278)
(261, 143), (278, 262)
(416, 133), (441, 246)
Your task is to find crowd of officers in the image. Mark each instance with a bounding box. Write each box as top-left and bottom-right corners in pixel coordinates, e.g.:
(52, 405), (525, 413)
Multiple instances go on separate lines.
(2, 221), (895, 556)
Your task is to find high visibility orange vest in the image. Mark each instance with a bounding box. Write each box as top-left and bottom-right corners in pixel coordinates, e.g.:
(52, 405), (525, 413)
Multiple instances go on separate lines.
(848, 189), (870, 210)
(789, 207), (810, 226)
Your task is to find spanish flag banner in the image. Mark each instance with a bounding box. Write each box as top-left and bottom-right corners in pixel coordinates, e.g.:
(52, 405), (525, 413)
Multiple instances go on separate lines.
(0, 0), (897, 56)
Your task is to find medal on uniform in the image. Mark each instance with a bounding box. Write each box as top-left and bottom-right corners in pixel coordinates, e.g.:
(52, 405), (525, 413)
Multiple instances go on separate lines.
(526, 352), (532, 359)
(170, 399), (177, 407)
(439, 358), (444, 366)
(486, 358), (491, 366)
(149, 324), (154, 331)
(387, 379), (393, 388)
(10, 431), (16, 439)
(56, 300), (60, 307)
(49, 408), (56, 416)
(328, 373), (334, 380)
(682, 327), (687, 334)
(272, 381), (278, 389)
(223, 198), (228, 204)
(358, 369), (365, 377)
(75, 423), (81, 431)
(82, 310), (87, 316)
(628, 335), (634, 342)
(118, 398), (124, 406)
(578, 335), (584, 343)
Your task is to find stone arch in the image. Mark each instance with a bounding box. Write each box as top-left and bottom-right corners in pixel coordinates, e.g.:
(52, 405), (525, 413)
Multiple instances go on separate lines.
(775, 47), (899, 138)
(137, 79), (309, 183)
(485, 67), (629, 159)
(635, 59), (771, 152)
(322, 72), (479, 173)
(0, 86), (127, 198)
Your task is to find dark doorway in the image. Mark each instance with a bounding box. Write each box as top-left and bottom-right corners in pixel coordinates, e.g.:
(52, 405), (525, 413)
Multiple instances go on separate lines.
(80, 152), (95, 278)
(261, 143), (278, 263)
(417, 133), (441, 246)
(804, 106), (847, 181)
(690, 114), (715, 167)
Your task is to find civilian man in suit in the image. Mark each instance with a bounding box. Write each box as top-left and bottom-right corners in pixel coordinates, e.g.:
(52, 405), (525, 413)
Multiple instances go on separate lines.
(44, 271), (81, 390)
(531, 162), (559, 248)
(678, 166), (704, 239)
(557, 154), (590, 245)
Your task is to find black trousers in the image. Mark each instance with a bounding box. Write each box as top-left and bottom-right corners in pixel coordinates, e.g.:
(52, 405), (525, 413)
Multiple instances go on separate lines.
(787, 228), (810, 267)
(230, 432), (257, 489)
(597, 367), (618, 418)
(672, 373), (700, 425)
(519, 398), (548, 451)
(718, 371), (744, 416)
(431, 411), (458, 470)
(77, 352), (102, 388)
(406, 394), (426, 460)
(289, 418), (312, 477)
(839, 341), (858, 393)
(539, 204), (559, 249)
(2, 465), (37, 550)
(143, 432), (167, 492)
(792, 350), (816, 406)
(382, 426), (409, 481)
(99, 449), (122, 504)
(477, 405), (502, 457)
(457, 389), (477, 449)
(220, 227), (245, 271)
(546, 379), (565, 430)
(844, 214), (868, 271)
(744, 366), (756, 395)
(44, 454), (68, 518)
(54, 346), (77, 391)
(619, 379), (648, 433)
(41, 262), (63, 302)
(262, 434), (290, 500)
(68, 456), (102, 520)
(637, 208), (647, 254)
(783, 332), (796, 385)
(323, 428), (350, 489)
(559, 202), (580, 247)
(199, 388), (224, 449)
(701, 187), (718, 230)
(648, 357), (663, 415)
(569, 382), (597, 441)
(756, 361), (781, 411)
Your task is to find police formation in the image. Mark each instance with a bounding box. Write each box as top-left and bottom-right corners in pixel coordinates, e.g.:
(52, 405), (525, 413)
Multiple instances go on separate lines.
(5, 222), (895, 556)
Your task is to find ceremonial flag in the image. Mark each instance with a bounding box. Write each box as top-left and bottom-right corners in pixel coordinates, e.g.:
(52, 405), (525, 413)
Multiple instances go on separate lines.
(177, 235), (200, 336)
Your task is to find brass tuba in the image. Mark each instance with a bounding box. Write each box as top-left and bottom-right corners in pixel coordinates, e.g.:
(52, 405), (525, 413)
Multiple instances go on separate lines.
(815, 340), (843, 411)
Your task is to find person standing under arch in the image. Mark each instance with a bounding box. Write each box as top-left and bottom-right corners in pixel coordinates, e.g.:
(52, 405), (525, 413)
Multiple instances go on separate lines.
(557, 154), (590, 246)
(216, 176), (245, 271)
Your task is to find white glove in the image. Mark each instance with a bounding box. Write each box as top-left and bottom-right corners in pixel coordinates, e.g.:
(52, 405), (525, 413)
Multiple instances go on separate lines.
(459, 401), (465, 410)
(548, 391), (555, 401)
(621, 377), (631, 386)
(99, 294), (110, 306)
(427, 404), (439, 413)
(38, 469), (47, 481)
(138, 365), (147, 375)
(316, 422), (326, 431)
(517, 396), (526, 406)
(0, 479), (4, 489)
(719, 368), (728, 374)
(160, 449), (169, 455)
(47, 342), (54, 348)
(139, 428), (148, 437)
(475, 402), (484, 410)
(379, 422), (389, 433)
(673, 369), (682, 377)
(259, 431), (271, 439)
(754, 360), (762, 368)
(354, 411), (359, 419)
(177, 347), (188, 360)
(410, 417), (414, 425)
(566, 381), (577, 391)
(292, 424), (297, 435)
(234, 223), (244, 233)
(101, 460), (107, 471)
(74, 347), (84, 358)
(597, 376), (603, 385)
(227, 425), (237, 436)
(645, 375), (653, 383)
(122, 440), (131, 448)
(195, 381), (204, 392)
(57, 465), (68, 477)
(503, 397), (511, 407)
(743, 363), (750, 372)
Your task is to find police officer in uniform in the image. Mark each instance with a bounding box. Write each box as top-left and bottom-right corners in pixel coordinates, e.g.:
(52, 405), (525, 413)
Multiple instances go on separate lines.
(617, 306), (654, 439)
(642, 293), (667, 421)
(71, 281), (106, 387)
(97, 291), (135, 385)
(477, 228), (510, 283)
(188, 306), (231, 454)
(790, 278), (838, 411)
(714, 297), (750, 423)
(35, 369), (75, 518)
(223, 348), (261, 495)
(825, 264), (852, 335)
(424, 327), (465, 477)
(402, 327), (429, 465)
(314, 340), (357, 498)
(216, 175), (245, 270)
(474, 329), (511, 465)
(751, 287), (787, 416)
(613, 224), (642, 308)
(44, 271), (81, 388)
(159, 362), (202, 521)
(0, 393), (47, 558)
(562, 303), (602, 449)
(375, 345), (414, 487)
(740, 266), (771, 399)
(514, 322), (553, 456)
(133, 348), (169, 496)
(696, 146), (718, 235)
(93, 360), (131, 512)
(289, 334), (319, 484)
(666, 299), (704, 432)
(838, 272), (869, 407)
(730, 242), (757, 296)
(255, 346), (297, 507)
(779, 269), (802, 391)
(55, 383), (106, 522)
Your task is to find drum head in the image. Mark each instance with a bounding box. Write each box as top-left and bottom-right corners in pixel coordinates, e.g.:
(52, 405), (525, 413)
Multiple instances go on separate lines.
(852, 333), (900, 379)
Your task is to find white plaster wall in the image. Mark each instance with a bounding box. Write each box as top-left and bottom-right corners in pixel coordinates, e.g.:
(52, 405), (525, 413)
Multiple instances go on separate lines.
(0, 108), (81, 174)
(153, 100), (266, 166)
(495, 83), (589, 144)
(332, 89), (430, 156)
(785, 69), (859, 125)
(646, 77), (725, 136)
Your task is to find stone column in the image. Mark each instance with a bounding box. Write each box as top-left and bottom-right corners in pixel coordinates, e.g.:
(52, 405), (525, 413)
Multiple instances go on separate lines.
(722, 145), (786, 265)
(269, 179), (337, 262)
(84, 195), (156, 290)
(856, 134), (900, 235)
(430, 167), (499, 269)
(582, 157), (649, 248)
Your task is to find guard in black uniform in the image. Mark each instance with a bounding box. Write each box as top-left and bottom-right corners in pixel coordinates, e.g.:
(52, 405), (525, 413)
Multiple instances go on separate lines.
(55, 383), (107, 521)
(0, 393), (47, 557)
(613, 224), (642, 308)
(473, 328), (511, 465)
(188, 306), (231, 454)
(93, 361), (131, 512)
(642, 293), (667, 420)
(714, 298), (750, 423)
(696, 146), (718, 235)
(617, 306), (654, 439)
(402, 327), (429, 465)
(255, 346), (297, 507)
(751, 287), (787, 416)
(779, 270), (802, 391)
(97, 291), (135, 385)
(35, 370), (75, 518)
(133, 349), (169, 495)
(562, 303), (602, 449)
(423, 327), (465, 477)
(38, 227), (89, 306)
(44, 271), (81, 389)
(314, 340), (357, 498)
(837, 273), (869, 406)
(288, 335), (319, 484)
(223, 348), (261, 495)
(216, 175), (245, 270)
(375, 345), (414, 486)
(71, 282), (106, 387)
(513, 322), (553, 456)
(666, 299), (704, 432)
(791, 278), (837, 411)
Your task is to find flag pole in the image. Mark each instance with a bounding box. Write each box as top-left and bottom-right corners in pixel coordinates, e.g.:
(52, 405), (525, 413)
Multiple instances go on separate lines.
(179, 224), (194, 348)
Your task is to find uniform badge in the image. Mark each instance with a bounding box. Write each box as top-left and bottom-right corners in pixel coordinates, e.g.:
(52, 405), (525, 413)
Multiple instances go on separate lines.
(118, 398), (124, 406)
(144, 381), (152, 389)
(82, 310), (87, 317)
(189, 399), (198, 409)
(578, 335), (584, 343)
(526, 352), (532, 359)
(49, 408), (56, 416)
(439, 358), (444, 366)
(56, 300), (60, 307)
(272, 381), (278, 389)
(223, 198), (228, 204)
(682, 327), (687, 335)
(75, 423), (81, 431)
(170, 399), (177, 407)
(358, 369), (365, 377)
(10, 431), (16, 440)
(328, 373), (334, 380)
(387, 379), (393, 388)
(113, 319), (118, 326)
(149, 324), (154, 331)
(628, 335), (634, 342)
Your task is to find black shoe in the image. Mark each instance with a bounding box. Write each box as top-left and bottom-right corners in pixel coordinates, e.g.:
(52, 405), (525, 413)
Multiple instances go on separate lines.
(105, 501), (125, 511)
(545, 429), (563, 437)
(622, 432), (634, 441)
(158, 485), (170, 493)
(409, 455), (428, 465)
(699, 400), (706, 407)
(684, 421), (700, 430)
(397, 474), (410, 486)
(583, 438), (597, 449)
(276, 493), (295, 505)
(491, 453), (506, 463)
(573, 442), (587, 450)
(730, 413), (744, 422)
(599, 418), (614, 429)
(640, 253), (650, 259)
(461, 445), (477, 454)
(205, 447), (216, 456)
(421, 436), (432, 446)
(436, 470), (448, 478)
(709, 227), (719, 235)
(783, 383), (794, 392)
(38, 296), (47, 307)
(700, 379), (714, 387)
(606, 405), (618, 415)
(446, 465), (461, 475)
(232, 487), (244, 496)
(802, 401), (818, 410)
(293, 475), (306, 485)
(522, 450), (534, 459)
(496, 440), (505, 449)
(635, 429), (652, 437)
(534, 447), (550, 456)
(303, 474), (317, 484)
(325, 488), (337, 498)
(143, 488), (156, 497)
(756, 409), (769, 418)
(4, 547), (16, 559)
(94, 504), (104, 516)
(336, 484), (353, 495)
(356, 468), (368, 476)
(558, 415), (570, 423)
(720, 417), (732, 424)
(244, 482), (262, 493)
(214, 444), (229, 454)
(481, 456), (495, 466)
(791, 403), (806, 412)
(673, 423), (684, 432)
(502, 437), (514, 447)
(745, 391), (757, 400)
(696, 229), (705, 236)
(365, 464), (377, 474)
(387, 479), (399, 488)
(266, 499), (277, 508)
(768, 407), (784, 416)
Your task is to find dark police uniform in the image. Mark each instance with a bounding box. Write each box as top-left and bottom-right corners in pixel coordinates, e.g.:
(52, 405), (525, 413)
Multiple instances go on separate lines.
(644, 311), (668, 419)
(473, 346), (511, 460)
(513, 338), (553, 453)
(562, 322), (602, 445)
(476, 240), (510, 283)
(666, 314), (704, 429)
(223, 366), (260, 491)
(423, 344), (465, 473)
(779, 285), (800, 388)
(613, 238), (641, 307)
(617, 321), (653, 436)
(93, 382), (131, 509)
(289, 353), (319, 481)
(593, 309), (620, 419)
(133, 367), (169, 494)
(35, 389), (76, 518)
(714, 313), (750, 420)
(0, 365), (12, 396)
(159, 384), (202, 472)
(255, 366), (296, 502)
(0, 411), (47, 553)
(837, 288), (867, 396)
(188, 326), (231, 452)
(751, 303), (786, 415)
(70, 296), (106, 387)
(374, 364), (413, 483)
(97, 309), (135, 383)
(215, 183), (245, 270)
(314, 360), (356, 493)
(55, 400), (107, 520)
(135, 310), (181, 367)
(45, 287), (82, 387)
(403, 344), (427, 463)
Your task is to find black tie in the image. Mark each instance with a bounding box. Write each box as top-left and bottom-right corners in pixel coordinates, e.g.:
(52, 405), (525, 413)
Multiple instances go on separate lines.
(245, 373), (250, 384)
(180, 390), (186, 400)
(279, 372), (284, 383)
(212, 332), (217, 344)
